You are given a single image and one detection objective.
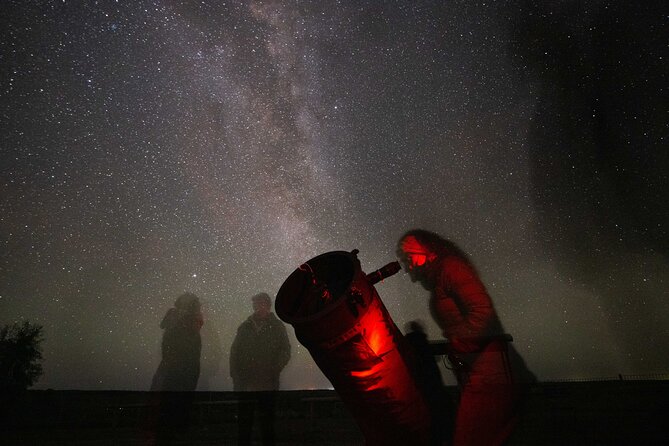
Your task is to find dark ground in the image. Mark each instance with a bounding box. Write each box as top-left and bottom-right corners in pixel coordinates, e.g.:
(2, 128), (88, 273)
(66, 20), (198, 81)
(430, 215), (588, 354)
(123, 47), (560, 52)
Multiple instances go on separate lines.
(2, 381), (668, 445)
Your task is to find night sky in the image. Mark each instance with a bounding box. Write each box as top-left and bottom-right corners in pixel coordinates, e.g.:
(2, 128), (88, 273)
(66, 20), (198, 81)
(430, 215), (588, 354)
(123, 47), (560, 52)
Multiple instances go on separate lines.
(1, 1), (667, 391)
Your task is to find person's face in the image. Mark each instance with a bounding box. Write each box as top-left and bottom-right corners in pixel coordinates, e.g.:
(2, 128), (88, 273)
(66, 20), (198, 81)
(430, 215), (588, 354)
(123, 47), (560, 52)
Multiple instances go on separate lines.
(253, 299), (271, 317)
(406, 253), (427, 268)
(398, 236), (432, 288)
(397, 251), (426, 283)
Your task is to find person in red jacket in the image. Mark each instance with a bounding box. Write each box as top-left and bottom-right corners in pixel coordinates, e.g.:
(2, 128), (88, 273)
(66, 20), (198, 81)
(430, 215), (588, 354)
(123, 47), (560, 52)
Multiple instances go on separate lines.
(397, 230), (534, 446)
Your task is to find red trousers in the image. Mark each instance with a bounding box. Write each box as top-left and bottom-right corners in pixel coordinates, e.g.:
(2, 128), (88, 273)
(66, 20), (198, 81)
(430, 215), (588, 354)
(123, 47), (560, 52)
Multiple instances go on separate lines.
(453, 341), (518, 446)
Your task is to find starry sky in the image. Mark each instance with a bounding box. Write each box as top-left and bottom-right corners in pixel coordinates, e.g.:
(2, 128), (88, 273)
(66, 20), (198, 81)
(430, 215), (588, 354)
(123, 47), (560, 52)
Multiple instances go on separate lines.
(1, 1), (667, 391)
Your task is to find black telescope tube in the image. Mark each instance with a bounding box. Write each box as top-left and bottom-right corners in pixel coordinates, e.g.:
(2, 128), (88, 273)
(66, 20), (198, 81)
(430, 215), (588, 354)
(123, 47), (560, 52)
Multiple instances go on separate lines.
(275, 251), (431, 446)
(366, 261), (401, 285)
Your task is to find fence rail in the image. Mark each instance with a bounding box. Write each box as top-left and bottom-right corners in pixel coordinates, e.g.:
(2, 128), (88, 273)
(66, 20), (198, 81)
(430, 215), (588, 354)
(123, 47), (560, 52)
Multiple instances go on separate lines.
(543, 373), (669, 383)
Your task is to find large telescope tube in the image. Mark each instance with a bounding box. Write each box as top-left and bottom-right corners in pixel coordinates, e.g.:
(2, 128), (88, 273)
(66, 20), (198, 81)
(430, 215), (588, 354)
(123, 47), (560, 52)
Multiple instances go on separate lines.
(275, 250), (431, 445)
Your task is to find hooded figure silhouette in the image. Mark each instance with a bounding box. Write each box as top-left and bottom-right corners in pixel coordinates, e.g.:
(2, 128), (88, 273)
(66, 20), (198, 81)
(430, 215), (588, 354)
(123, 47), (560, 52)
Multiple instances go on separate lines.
(151, 292), (203, 391)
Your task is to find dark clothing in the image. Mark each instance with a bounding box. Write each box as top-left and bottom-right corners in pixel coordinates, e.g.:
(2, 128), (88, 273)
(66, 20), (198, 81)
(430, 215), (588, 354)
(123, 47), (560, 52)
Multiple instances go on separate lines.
(230, 313), (291, 391)
(151, 308), (203, 391)
(230, 312), (290, 445)
(149, 305), (203, 445)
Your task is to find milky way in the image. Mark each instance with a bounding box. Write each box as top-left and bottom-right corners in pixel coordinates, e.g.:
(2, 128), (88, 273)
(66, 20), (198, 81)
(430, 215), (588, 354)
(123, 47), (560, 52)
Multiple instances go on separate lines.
(1, 1), (666, 390)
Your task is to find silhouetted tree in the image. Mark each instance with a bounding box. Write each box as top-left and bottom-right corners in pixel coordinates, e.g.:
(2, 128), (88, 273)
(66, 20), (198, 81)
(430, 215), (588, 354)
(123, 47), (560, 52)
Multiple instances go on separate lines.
(0, 321), (44, 392)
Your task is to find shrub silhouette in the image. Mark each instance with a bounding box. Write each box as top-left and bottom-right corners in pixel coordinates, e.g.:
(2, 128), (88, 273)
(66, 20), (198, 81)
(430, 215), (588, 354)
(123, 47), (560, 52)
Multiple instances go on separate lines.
(0, 321), (44, 392)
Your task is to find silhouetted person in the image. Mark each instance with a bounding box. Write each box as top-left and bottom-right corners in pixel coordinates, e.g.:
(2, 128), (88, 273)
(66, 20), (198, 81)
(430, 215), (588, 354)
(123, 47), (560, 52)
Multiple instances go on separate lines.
(152, 292), (203, 391)
(405, 320), (454, 446)
(398, 230), (535, 446)
(230, 293), (291, 446)
(150, 292), (203, 445)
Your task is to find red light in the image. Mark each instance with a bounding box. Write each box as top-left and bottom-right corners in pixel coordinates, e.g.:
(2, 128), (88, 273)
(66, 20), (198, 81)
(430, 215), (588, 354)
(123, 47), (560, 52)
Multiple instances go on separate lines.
(408, 253), (427, 267)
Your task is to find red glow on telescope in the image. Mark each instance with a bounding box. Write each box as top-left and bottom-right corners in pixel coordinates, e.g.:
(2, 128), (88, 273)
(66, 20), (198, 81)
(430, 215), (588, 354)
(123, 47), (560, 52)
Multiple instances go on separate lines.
(276, 251), (431, 444)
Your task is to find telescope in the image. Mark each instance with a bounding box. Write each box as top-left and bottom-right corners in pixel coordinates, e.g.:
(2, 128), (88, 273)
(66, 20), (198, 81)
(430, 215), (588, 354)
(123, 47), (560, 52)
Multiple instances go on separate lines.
(276, 250), (431, 446)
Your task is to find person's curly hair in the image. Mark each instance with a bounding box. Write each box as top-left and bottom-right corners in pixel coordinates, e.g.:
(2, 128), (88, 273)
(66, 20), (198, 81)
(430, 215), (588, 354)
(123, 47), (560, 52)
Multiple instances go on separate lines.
(397, 229), (474, 268)
(175, 292), (200, 312)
